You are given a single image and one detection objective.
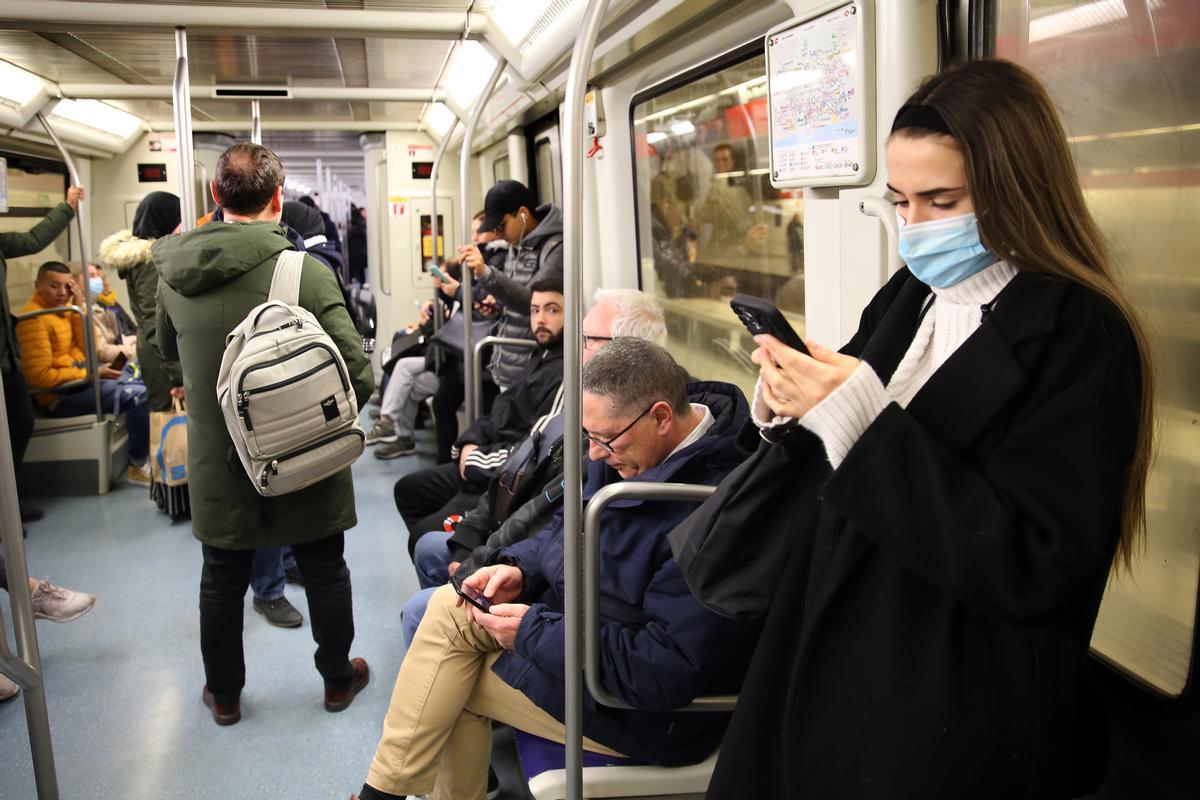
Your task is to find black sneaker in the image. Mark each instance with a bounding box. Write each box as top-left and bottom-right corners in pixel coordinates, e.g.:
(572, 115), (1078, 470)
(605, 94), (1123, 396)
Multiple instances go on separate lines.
(487, 766), (501, 800)
(374, 436), (416, 460)
(253, 596), (304, 628)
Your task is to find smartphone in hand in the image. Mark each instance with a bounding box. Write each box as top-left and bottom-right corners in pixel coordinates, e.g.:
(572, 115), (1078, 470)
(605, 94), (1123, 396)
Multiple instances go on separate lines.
(452, 572), (492, 614)
(730, 294), (810, 356)
(109, 351), (128, 371)
(428, 263), (451, 282)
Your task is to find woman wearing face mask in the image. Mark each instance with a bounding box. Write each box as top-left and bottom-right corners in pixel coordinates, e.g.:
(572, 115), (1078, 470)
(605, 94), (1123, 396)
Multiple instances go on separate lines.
(670, 60), (1153, 798)
(80, 264), (137, 367)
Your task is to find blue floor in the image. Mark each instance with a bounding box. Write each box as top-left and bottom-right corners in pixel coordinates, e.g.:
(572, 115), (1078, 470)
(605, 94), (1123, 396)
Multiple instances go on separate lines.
(1, 424), (437, 799)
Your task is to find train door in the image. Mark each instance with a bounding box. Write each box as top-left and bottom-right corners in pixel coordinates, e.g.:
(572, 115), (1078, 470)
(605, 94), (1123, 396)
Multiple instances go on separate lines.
(980, 1), (1200, 796)
(529, 115), (564, 207)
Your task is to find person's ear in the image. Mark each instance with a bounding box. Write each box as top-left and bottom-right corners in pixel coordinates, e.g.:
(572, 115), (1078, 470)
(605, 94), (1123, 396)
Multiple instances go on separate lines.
(209, 180), (221, 207)
(271, 185), (284, 214)
(652, 400), (673, 431)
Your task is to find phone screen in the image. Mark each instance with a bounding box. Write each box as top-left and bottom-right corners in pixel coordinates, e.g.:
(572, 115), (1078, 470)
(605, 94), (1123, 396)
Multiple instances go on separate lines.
(110, 352), (128, 371)
(428, 263), (449, 282)
(452, 574), (492, 613)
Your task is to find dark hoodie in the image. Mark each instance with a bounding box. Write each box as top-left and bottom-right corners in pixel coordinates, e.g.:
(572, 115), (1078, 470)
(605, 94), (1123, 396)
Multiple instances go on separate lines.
(152, 221), (373, 547)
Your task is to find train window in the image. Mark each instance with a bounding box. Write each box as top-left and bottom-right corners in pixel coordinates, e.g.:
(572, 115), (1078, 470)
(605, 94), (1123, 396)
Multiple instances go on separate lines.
(534, 131), (562, 206)
(996, 0), (1200, 697)
(0, 154), (71, 305)
(493, 154), (511, 184)
(632, 50), (803, 397)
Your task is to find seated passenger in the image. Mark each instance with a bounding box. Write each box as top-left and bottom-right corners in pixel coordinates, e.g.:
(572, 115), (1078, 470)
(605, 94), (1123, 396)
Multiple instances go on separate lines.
(356, 339), (754, 800)
(79, 264), (137, 365)
(393, 279), (566, 554)
(365, 300), (437, 459)
(15, 261), (151, 486)
(401, 289), (668, 640)
(457, 180), (563, 391)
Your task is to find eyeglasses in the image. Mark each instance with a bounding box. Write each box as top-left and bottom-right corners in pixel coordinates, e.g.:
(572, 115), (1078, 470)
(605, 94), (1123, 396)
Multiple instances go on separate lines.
(581, 332), (614, 351)
(583, 403), (654, 455)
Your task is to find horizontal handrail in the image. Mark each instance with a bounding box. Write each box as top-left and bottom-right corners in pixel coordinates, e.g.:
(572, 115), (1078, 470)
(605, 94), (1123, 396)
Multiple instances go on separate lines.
(14, 305), (97, 395)
(471, 335), (541, 420)
(582, 481), (737, 712)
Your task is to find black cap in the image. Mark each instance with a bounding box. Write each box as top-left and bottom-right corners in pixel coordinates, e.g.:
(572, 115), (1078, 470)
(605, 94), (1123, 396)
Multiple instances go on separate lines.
(479, 179), (537, 233)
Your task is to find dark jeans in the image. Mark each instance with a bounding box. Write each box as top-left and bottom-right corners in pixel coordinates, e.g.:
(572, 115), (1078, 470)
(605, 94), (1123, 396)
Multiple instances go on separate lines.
(0, 551), (7, 592)
(200, 533), (354, 702)
(3, 366), (34, 476)
(249, 546), (297, 601)
(393, 462), (484, 556)
(50, 378), (150, 462)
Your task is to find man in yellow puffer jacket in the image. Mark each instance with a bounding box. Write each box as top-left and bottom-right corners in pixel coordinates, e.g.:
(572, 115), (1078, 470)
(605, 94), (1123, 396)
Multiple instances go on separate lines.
(15, 261), (151, 486)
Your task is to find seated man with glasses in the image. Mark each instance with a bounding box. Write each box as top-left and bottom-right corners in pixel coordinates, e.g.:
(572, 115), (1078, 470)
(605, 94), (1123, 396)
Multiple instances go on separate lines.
(355, 338), (755, 800)
(393, 278), (567, 556)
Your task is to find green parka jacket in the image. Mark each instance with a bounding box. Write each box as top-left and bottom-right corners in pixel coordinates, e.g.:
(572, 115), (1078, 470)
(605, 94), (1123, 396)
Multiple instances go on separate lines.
(98, 229), (183, 411)
(153, 221), (374, 548)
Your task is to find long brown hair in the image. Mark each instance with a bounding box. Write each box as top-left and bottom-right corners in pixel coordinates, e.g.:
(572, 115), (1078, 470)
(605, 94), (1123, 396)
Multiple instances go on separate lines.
(895, 59), (1154, 574)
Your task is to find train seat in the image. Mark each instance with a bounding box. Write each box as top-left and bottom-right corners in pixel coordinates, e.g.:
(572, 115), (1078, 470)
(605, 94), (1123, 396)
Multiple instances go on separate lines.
(20, 412), (129, 497)
(515, 730), (715, 800)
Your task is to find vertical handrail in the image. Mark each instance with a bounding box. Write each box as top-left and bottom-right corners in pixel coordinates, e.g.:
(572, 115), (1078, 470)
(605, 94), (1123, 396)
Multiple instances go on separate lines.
(250, 99), (262, 145)
(429, 116), (460, 334)
(173, 28), (197, 232)
(34, 112), (102, 421)
(562, 2), (609, 799)
(461, 58), (507, 425)
(0, 375), (60, 799)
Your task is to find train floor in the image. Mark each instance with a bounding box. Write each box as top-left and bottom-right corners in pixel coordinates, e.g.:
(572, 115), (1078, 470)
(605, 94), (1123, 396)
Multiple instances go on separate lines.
(1, 422), (530, 799)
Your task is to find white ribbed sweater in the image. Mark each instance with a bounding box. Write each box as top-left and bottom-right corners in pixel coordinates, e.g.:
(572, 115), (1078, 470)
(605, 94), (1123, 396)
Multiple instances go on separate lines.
(752, 261), (1019, 467)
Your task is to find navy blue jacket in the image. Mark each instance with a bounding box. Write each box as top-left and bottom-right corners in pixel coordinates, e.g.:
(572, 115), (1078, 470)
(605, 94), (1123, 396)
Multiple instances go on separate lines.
(488, 380), (757, 766)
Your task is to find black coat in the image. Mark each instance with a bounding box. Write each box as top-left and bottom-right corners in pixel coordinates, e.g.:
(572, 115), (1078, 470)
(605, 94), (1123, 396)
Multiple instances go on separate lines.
(669, 267), (1141, 798)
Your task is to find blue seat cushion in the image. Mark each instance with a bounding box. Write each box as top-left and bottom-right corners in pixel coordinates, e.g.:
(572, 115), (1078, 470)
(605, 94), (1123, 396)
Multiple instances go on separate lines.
(513, 730), (642, 780)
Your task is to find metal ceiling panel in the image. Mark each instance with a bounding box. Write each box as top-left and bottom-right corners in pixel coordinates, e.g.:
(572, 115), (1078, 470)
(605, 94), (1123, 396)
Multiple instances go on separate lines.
(365, 37), (452, 88)
(61, 0), (492, 9)
(0, 29), (121, 83)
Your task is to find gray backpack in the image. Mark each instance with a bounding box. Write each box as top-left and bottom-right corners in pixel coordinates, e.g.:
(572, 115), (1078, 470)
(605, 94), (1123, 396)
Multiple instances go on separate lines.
(216, 250), (364, 496)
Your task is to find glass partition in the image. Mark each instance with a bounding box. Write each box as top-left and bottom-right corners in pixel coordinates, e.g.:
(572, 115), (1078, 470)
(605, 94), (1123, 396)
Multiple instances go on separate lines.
(996, 0), (1199, 697)
(633, 50), (803, 397)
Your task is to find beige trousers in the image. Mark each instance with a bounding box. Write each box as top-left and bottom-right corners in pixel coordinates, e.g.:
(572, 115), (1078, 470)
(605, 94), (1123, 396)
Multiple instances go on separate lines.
(366, 584), (622, 800)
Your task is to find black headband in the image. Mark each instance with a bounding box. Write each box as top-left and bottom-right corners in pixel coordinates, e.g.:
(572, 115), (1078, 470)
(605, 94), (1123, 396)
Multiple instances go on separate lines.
(890, 103), (953, 136)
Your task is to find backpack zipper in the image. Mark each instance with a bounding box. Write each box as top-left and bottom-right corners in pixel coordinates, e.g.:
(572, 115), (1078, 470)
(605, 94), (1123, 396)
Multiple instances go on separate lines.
(258, 428), (365, 489)
(236, 342), (351, 431)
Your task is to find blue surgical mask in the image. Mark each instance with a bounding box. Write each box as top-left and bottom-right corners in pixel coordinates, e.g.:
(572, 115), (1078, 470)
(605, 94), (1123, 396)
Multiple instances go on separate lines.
(896, 210), (996, 289)
(88, 276), (104, 297)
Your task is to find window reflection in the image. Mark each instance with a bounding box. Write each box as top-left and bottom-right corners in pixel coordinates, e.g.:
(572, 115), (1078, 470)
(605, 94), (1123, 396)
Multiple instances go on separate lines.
(634, 53), (803, 396)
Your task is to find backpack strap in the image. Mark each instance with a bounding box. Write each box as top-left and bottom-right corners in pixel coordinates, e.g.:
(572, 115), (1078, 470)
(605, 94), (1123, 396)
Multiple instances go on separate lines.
(268, 249), (306, 306)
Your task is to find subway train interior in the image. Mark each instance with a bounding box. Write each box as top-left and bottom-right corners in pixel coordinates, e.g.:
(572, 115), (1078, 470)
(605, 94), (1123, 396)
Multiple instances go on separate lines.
(0, 0), (1196, 798)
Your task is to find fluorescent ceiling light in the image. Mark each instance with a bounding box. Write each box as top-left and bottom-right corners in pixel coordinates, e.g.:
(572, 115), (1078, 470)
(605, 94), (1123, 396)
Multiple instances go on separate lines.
(645, 131), (669, 145)
(491, 0), (559, 44)
(423, 102), (457, 137)
(0, 60), (46, 106)
(51, 99), (144, 139)
(441, 41), (499, 109)
(1029, 0), (1127, 43)
(669, 120), (695, 136)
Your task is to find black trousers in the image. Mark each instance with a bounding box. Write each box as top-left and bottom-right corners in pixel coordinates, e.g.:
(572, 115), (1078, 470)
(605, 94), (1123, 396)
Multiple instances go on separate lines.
(393, 462), (484, 555)
(200, 532), (354, 702)
(430, 358), (499, 464)
(3, 365), (34, 476)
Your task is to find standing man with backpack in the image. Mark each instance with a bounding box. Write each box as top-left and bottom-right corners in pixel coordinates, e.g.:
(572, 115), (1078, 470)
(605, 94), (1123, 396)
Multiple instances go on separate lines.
(457, 180), (562, 390)
(153, 143), (374, 726)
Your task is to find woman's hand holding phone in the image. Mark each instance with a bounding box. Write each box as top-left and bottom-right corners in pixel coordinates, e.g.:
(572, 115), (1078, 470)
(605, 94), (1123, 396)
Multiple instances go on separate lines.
(753, 336), (860, 419)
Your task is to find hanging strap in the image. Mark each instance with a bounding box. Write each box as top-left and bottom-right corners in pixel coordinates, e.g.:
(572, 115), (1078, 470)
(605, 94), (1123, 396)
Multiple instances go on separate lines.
(268, 249), (306, 306)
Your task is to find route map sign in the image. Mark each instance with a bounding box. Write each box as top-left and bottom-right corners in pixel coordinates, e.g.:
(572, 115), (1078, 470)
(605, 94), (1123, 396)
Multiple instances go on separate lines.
(766, 1), (874, 188)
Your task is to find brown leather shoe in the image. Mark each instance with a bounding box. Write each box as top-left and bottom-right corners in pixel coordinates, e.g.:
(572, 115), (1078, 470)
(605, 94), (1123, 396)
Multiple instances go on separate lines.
(202, 686), (241, 725)
(324, 657), (370, 712)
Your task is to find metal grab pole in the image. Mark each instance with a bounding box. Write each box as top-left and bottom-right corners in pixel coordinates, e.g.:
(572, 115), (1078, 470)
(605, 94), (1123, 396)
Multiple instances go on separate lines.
(35, 112), (102, 421)
(562, 2), (609, 799)
(0, 377), (60, 799)
(429, 117), (460, 335)
(461, 58), (507, 425)
(173, 28), (197, 232)
(250, 99), (262, 145)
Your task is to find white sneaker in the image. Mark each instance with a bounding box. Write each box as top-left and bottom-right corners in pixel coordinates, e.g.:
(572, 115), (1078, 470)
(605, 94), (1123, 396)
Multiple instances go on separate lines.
(31, 579), (96, 623)
(0, 673), (17, 702)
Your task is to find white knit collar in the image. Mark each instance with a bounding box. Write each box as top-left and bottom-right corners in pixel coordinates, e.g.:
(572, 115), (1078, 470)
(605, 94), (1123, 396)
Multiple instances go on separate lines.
(929, 260), (1018, 306)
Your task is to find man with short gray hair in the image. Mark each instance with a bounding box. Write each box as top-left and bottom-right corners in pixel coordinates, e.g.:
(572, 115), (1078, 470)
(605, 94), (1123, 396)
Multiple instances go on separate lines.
(155, 141), (375, 726)
(357, 339), (755, 800)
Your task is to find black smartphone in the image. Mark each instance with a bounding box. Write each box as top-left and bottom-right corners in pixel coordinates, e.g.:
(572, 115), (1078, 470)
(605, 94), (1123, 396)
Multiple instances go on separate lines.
(729, 294), (810, 356)
(109, 351), (128, 371)
(451, 572), (492, 614)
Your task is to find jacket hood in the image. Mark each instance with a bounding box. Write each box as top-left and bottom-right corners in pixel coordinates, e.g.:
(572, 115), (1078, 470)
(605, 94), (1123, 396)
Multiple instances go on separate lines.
(521, 202), (562, 248)
(152, 220), (293, 297)
(99, 230), (155, 274)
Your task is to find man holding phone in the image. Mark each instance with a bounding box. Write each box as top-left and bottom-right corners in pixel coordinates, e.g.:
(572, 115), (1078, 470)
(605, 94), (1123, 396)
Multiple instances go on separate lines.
(356, 339), (758, 800)
(16, 261), (152, 486)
